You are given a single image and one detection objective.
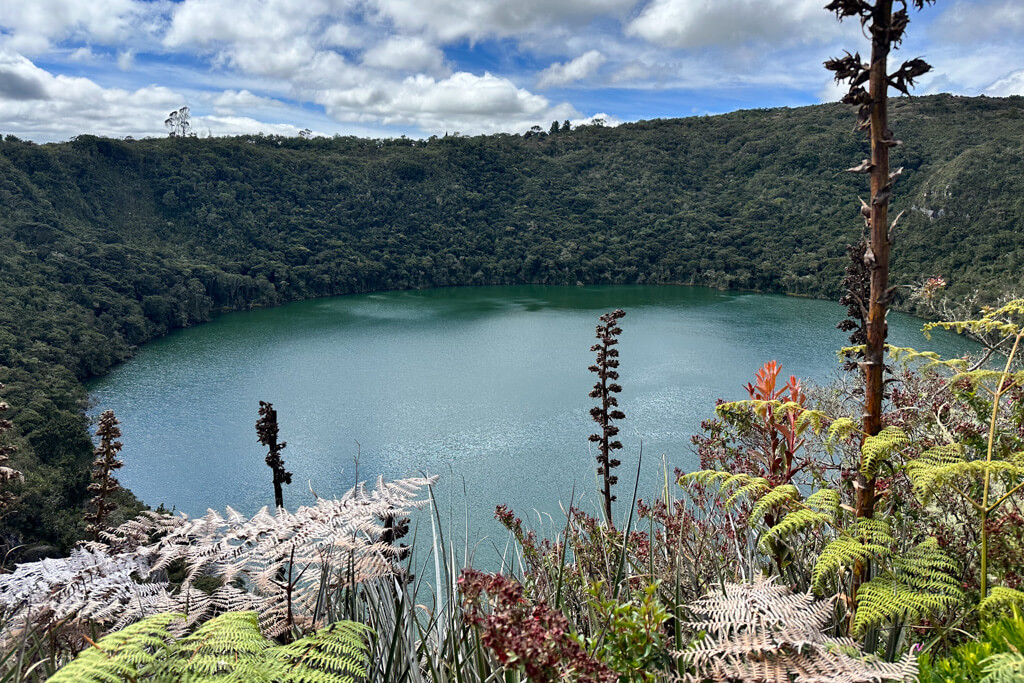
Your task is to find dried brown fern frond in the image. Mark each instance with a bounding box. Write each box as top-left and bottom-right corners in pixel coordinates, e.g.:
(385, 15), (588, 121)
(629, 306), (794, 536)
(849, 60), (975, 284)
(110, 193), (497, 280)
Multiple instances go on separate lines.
(0, 475), (435, 647)
(679, 577), (917, 683)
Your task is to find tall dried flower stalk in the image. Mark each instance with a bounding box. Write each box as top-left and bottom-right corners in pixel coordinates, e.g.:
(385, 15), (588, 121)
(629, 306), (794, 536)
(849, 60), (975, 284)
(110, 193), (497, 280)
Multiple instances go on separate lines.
(825, 0), (934, 628)
(589, 309), (626, 527)
(84, 410), (124, 541)
(257, 400), (292, 509)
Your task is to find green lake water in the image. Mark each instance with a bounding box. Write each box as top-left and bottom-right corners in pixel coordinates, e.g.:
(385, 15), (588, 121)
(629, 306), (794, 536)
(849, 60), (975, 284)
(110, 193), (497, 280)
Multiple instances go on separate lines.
(89, 285), (974, 563)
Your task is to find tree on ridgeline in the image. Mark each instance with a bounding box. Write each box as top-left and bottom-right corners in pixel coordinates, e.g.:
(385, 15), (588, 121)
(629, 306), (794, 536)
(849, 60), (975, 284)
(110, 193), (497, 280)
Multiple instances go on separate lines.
(164, 106), (193, 137)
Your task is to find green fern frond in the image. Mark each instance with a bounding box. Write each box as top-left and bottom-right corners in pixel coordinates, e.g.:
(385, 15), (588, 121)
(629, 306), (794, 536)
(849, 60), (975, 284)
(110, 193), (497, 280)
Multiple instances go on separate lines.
(715, 399), (774, 422)
(981, 588), (1024, 622)
(750, 485), (799, 524)
(811, 518), (894, 595)
(884, 345), (969, 371)
(266, 620), (372, 683)
(795, 409), (829, 435)
(680, 471), (770, 509)
(980, 652), (1024, 683)
(906, 445), (1024, 505)
(48, 613), (184, 683)
(759, 508), (832, 554)
(852, 538), (962, 637)
(924, 299), (1024, 340)
(860, 426), (910, 478)
(164, 611), (274, 681)
(724, 476), (772, 509)
(805, 488), (841, 518)
(905, 444), (965, 504)
(827, 417), (858, 446)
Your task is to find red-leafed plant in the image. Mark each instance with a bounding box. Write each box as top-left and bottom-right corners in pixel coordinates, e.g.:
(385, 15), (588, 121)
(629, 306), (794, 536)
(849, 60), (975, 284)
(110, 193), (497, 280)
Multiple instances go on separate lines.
(459, 568), (616, 683)
(744, 360), (809, 486)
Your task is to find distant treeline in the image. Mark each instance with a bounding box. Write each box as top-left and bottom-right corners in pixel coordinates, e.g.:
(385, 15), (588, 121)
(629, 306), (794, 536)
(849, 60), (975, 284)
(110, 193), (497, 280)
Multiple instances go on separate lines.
(1, 93), (1022, 555)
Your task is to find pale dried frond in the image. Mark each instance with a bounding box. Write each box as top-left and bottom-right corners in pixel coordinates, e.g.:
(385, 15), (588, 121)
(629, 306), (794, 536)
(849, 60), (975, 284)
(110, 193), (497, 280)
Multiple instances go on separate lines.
(679, 577), (917, 683)
(0, 475), (435, 647)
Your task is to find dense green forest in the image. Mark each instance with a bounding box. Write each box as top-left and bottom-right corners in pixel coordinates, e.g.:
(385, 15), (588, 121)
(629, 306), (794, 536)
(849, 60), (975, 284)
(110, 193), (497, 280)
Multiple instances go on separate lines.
(0, 93), (1022, 555)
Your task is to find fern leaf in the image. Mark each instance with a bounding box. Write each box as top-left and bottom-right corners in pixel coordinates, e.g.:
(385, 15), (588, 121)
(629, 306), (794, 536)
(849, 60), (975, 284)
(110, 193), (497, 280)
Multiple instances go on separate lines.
(750, 485), (800, 525)
(980, 588), (1024, 622)
(981, 652), (1024, 683)
(860, 426), (909, 478)
(811, 518), (894, 595)
(827, 417), (858, 445)
(163, 611), (274, 681)
(795, 409), (829, 435)
(806, 488), (841, 518)
(906, 445), (1024, 506)
(266, 620), (372, 683)
(48, 612), (183, 683)
(759, 507), (833, 554)
(852, 538), (962, 637)
(680, 470), (770, 509)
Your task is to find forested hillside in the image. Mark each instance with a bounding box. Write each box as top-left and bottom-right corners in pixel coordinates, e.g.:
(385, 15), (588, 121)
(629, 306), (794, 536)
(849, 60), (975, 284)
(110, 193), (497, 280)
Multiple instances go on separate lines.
(0, 93), (1022, 555)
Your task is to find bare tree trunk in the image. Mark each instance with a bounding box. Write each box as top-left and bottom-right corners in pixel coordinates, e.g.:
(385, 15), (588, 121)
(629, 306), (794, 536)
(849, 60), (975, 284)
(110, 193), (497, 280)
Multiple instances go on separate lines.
(852, 0), (893, 631)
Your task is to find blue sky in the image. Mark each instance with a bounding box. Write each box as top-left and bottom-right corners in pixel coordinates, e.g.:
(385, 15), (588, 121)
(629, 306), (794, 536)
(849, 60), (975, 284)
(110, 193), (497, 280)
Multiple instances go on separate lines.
(0, 0), (1022, 142)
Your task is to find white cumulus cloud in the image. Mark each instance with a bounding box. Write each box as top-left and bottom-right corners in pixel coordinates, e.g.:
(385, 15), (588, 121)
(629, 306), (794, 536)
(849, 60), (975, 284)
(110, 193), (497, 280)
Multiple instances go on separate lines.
(537, 50), (606, 88)
(626, 0), (836, 49)
(362, 37), (447, 75)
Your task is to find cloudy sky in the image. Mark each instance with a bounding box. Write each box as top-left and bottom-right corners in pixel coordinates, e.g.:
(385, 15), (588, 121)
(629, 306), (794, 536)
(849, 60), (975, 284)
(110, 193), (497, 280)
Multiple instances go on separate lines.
(0, 0), (1021, 142)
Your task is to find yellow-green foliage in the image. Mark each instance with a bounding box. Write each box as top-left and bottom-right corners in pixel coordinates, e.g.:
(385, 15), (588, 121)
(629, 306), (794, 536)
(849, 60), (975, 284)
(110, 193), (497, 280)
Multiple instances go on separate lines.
(906, 445), (1024, 506)
(827, 417), (858, 446)
(750, 485), (799, 523)
(853, 538), (962, 637)
(811, 518), (894, 595)
(923, 299), (1024, 340)
(48, 612), (183, 683)
(679, 470), (770, 509)
(980, 587), (1024, 622)
(918, 606), (1024, 683)
(757, 489), (839, 554)
(47, 611), (371, 683)
(164, 611), (274, 681)
(860, 426), (909, 478)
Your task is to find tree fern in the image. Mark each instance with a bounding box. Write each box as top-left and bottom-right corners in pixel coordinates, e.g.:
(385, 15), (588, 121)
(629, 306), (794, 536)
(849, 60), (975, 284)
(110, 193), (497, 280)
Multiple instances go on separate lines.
(757, 492), (838, 555)
(859, 426), (909, 479)
(852, 539), (962, 637)
(265, 620), (371, 683)
(49, 612), (372, 682)
(811, 518), (894, 595)
(750, 485), (799, 525)
(47, 612), (183, 683)
(980, 652), (1024, 683)
(163, 611), (274, 681)
(680, 470), (770, 510)
(980, 587), (1024, 622)
(827, 417), (859, 446)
